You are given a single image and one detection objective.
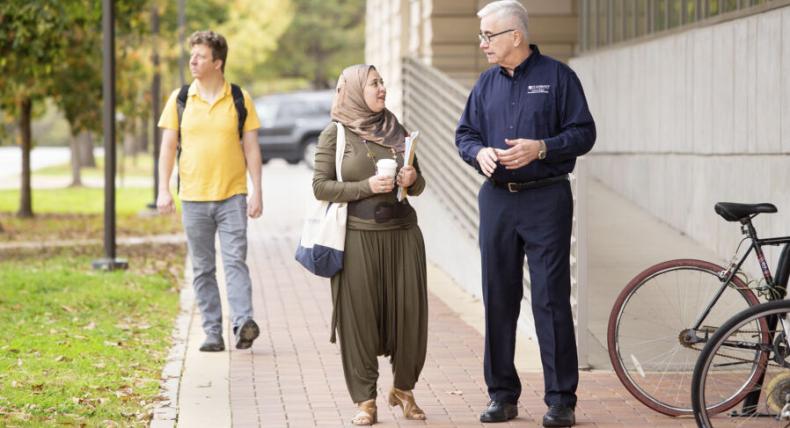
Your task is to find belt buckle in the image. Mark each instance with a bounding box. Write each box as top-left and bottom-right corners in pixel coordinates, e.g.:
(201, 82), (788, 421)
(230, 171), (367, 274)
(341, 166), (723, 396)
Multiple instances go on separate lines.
(507, 182), (518, 193)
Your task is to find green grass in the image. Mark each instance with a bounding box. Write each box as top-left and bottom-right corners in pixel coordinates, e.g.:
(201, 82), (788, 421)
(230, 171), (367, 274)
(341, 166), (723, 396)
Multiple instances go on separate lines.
(0, 245), (184, 426)
(35, 154), (155, 179)
(0, 186), (172, 215)
(0, 187), (182, 242)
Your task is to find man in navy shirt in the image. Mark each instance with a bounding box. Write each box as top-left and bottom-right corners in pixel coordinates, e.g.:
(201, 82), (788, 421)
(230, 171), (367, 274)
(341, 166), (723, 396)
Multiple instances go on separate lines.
(455, 1), (595, 426)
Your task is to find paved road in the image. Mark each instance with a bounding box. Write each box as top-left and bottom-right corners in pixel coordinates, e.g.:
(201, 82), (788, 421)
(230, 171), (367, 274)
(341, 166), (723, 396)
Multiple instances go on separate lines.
(0, 146), (72, 180)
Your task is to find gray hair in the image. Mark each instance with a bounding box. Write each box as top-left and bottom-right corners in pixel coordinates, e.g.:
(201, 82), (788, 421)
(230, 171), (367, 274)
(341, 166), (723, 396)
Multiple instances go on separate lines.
(477, 0), (529, 39)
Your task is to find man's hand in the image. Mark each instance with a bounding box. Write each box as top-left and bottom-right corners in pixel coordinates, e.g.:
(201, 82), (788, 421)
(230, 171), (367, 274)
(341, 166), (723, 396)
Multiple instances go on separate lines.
(496, 138), (542, 169)
(475, 147), (498, 177)
(247, 192), (262, 218)
(157, 190), (175, 215)
(396, 165), (417, 187)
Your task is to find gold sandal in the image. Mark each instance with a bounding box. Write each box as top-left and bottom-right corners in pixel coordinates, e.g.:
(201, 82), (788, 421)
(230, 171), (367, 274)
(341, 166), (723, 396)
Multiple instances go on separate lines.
(351, 399), (377, 425)
(388, 387), (426, 420)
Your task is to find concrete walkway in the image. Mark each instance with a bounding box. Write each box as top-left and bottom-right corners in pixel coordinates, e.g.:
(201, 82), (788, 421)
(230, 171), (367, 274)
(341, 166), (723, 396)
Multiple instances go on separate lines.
(169, 225), (675, 428)
(156, 164), (765, 427)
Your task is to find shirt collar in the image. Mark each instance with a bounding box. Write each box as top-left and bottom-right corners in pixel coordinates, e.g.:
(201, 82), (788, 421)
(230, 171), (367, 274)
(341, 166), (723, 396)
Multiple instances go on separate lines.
(187, 79), (231, 100)
(499, 44), (541, 78)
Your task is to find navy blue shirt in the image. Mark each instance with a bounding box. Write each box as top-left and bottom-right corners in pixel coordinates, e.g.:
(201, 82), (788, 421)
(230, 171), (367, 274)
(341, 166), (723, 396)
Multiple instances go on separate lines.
(455, 45), (596, 183)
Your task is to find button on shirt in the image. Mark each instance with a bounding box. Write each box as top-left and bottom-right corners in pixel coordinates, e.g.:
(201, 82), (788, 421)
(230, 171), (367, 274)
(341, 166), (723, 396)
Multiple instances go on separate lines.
(455, 45), (596, 183)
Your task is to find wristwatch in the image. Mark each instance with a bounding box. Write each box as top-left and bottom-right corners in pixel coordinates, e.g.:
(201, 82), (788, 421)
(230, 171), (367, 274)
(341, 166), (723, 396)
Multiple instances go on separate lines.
(537, 140), (547, 160)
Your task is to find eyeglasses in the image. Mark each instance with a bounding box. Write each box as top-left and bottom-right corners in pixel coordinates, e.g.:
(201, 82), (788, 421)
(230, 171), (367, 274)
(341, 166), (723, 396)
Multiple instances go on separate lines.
(478, 29), (515, 44)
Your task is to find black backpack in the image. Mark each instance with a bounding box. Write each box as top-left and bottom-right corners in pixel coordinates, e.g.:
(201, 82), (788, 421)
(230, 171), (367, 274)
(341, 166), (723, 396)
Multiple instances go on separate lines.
(174, 83), (248, 192)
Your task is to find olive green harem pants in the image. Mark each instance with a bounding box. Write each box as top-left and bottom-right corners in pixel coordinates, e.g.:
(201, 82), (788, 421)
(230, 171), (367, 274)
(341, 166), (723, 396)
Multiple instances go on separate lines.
(331, 224), (428, 403)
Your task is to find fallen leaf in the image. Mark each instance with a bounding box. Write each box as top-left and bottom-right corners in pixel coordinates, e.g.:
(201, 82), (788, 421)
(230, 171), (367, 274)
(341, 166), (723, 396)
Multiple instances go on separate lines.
(61, 305), (76, 313)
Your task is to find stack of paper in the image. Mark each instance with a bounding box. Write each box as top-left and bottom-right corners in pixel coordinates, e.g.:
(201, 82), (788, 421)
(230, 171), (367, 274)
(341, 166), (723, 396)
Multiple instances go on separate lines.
(397, 130), (419, 202)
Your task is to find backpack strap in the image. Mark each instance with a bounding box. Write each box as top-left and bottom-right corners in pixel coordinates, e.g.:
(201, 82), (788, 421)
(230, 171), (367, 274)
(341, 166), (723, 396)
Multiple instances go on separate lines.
(230, 83), (247, 140)
(175, 84), (190, 193)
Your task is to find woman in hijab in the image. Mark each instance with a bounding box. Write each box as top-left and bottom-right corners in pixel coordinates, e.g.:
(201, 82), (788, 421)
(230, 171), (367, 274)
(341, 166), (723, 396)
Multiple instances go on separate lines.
(312, 64), (428, 425)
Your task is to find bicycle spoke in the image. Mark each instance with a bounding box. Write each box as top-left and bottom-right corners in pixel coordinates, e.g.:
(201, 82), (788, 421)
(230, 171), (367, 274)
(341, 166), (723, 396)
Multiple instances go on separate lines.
(692, 301), (787, 427)
(610, 261), (760, 416)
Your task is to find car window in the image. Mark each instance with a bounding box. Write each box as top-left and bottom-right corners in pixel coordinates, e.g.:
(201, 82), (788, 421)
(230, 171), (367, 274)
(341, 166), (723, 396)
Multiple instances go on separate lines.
(276, 100), (331, 121)
(276, 102), (311, 121)
(256, 102), (278, 127)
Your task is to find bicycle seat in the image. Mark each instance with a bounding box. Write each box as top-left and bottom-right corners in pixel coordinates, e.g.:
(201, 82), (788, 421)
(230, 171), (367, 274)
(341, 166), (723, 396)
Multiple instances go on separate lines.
(714, 202), (777, 222)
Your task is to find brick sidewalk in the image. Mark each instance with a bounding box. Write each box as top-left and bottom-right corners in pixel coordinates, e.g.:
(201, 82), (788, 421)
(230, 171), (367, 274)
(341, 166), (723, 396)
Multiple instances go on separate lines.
(208, 220), (758, 428)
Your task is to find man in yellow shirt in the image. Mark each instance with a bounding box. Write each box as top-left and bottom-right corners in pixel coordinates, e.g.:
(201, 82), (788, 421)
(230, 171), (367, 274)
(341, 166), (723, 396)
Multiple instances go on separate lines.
(157, 30), (262, 352)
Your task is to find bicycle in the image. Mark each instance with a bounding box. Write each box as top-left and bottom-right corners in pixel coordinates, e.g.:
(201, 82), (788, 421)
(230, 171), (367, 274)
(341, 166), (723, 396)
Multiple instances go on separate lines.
(691, 299), (790, 427)
(607, 202), (790, 416)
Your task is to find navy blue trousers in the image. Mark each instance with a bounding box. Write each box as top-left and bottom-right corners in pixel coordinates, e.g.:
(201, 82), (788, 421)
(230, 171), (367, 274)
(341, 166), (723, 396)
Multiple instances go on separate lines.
(478, 179), (578, 408)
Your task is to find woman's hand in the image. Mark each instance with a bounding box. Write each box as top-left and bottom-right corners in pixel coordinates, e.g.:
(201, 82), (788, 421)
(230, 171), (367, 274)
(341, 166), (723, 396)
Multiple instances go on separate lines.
(368, 175), (395, 193)
(396, 165), (417, 187)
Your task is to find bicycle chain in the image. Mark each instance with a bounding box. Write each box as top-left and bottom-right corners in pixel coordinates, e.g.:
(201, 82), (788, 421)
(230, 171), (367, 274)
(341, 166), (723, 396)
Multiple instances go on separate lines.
(691, 326), (787, 368)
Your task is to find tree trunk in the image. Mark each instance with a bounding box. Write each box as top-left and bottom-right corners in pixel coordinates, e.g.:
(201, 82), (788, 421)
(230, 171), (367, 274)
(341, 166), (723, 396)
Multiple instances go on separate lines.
(123, 126), (136, 156)
(17, 97), (33, 218)
(69, 134), (83, 187)
(79, 132), (96, 167)
(139, 115), (149, 153)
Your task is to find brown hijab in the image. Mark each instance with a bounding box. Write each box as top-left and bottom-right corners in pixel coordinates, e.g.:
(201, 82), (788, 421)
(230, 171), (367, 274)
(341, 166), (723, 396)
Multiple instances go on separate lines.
(330, 64), (406, 152)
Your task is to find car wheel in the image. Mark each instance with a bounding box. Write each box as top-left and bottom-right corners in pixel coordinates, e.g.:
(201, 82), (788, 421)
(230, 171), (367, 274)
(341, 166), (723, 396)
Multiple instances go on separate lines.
(302, 138), (318, 170)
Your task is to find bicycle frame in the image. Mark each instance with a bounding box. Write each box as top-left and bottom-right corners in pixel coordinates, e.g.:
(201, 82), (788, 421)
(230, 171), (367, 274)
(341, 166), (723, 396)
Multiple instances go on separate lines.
(690, 219), (790, 334)
(689, 217), (790, 417)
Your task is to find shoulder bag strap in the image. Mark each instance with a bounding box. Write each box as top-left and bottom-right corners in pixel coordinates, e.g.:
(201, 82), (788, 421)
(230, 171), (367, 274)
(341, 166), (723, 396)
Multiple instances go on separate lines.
(334, 122), (345, 183)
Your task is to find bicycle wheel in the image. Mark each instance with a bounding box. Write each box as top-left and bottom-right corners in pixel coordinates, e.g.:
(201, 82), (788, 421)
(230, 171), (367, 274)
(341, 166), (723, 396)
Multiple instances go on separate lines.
(608, 259), (762, 416)
(692, 300), (784, 427)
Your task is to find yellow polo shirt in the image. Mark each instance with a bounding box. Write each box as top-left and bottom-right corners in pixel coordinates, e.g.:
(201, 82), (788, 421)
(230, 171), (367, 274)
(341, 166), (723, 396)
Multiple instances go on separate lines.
(158, 80), (261, 201)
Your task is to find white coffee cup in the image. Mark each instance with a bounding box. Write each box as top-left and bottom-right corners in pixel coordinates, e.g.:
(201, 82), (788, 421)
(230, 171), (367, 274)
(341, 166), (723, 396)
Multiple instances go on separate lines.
(376, 159), (397, 178)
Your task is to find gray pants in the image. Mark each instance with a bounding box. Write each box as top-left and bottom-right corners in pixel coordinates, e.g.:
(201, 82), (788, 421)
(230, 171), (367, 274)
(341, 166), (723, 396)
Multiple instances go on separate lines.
(182, 194), (253, 336)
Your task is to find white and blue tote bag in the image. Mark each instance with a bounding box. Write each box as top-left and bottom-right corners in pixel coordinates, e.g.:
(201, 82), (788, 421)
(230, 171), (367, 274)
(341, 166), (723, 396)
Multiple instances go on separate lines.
(295, 122), (347, 277)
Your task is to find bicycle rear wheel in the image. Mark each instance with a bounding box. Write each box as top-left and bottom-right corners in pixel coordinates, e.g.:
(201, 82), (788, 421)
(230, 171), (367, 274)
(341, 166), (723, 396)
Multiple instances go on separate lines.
(608, 259), (761, 416)
(692, 299), (784, 427)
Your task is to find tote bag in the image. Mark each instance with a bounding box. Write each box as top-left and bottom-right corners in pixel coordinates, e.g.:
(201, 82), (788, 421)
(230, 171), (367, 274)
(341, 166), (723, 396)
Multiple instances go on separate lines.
(294, 122), (347, 277)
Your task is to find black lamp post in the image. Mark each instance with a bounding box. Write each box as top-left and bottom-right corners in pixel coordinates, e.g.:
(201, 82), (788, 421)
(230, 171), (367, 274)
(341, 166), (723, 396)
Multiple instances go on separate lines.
(148, 4), (162, 210)
(93, 0), (128, 271)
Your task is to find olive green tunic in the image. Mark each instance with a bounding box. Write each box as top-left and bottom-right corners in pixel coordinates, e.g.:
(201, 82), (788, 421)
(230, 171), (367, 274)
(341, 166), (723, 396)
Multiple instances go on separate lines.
(312, 122), (428, 403)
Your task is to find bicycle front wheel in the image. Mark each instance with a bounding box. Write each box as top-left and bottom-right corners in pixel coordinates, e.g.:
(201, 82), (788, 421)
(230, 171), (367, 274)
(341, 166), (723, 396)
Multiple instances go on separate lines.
(608, 259), (761, 416)
(692, 299), (783, 427)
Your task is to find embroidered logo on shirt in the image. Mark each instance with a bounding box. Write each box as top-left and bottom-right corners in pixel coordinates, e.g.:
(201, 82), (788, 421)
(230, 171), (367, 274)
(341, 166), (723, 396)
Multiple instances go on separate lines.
(527, 84), (550, 94)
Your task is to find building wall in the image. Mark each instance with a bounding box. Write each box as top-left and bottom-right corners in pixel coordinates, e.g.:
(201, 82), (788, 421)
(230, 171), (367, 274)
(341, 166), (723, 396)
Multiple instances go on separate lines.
(366, 0), (580, 114)
(366, 0), (408, 117)
(570, 6), (790, 267)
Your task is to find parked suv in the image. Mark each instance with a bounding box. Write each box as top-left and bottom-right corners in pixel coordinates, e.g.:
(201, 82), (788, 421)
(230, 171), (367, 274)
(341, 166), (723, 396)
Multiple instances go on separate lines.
(255, 90), (333, 169)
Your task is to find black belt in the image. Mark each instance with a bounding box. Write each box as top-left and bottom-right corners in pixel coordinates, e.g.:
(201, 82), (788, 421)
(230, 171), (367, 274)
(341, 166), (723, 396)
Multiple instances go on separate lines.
(348, 200), (413, 223)
(489, 174), (568, 193)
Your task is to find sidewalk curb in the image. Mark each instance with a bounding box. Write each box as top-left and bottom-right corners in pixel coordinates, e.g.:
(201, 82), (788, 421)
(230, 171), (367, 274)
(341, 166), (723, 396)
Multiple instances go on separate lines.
(0, 233), (186, 252)
(150, 256), (195, 428)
